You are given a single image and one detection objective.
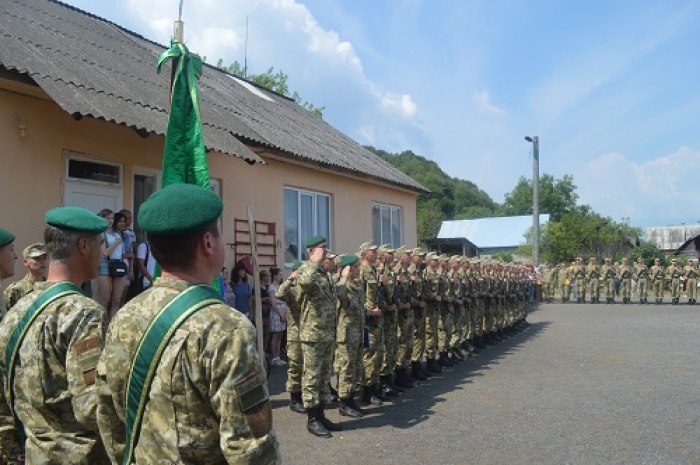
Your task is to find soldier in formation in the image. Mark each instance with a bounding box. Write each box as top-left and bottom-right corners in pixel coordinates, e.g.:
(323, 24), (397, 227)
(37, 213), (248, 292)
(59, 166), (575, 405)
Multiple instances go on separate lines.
(2, 242), (46, 311)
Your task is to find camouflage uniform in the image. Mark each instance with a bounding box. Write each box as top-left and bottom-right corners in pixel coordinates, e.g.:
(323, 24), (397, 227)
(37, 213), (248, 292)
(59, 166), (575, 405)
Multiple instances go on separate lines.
(649, 263), (665, 303)
(379, 264), (398, 379)
(586, 261), (600, 303)
(635, 261), (649, 303)
(409, 263), (426, 366)
(96, 278), (279, 463)
(666, 263), (683, 304)
(601, 262), (617, 302)
(684, 263), (698, 304)
(619, 260), (633, 303)
(573, 262), (586, 303)
(360, 262), (383, 388)
(335, 276), (365, 398)
(449, 263), (466, 351)
(276, 274), (303, 395)
(297, 260), (338, 409)
(437, 264), (453, 355)
(2, 274), (35, 311)
(424, 264), (441, 362)
(557, 265), (572, 303)
(0, 282), (109, 464)
(394, 263), (413, 373)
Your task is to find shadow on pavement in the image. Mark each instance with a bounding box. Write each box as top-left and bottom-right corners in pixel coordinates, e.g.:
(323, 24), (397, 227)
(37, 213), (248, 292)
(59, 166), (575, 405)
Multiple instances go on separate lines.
(267, 318), (550, 431)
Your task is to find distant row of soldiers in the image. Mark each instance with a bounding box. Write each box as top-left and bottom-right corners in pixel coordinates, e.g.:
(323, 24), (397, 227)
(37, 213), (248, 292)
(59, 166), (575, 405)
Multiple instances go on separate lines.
(275, 239), (533, 438)
(541, 257), (698, 305)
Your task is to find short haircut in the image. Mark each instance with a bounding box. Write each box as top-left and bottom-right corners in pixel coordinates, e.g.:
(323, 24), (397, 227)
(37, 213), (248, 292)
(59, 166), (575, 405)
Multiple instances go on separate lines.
(98, 208), (113, 218)
(44, 225), (98, 263)
(149, 221), (219, 272)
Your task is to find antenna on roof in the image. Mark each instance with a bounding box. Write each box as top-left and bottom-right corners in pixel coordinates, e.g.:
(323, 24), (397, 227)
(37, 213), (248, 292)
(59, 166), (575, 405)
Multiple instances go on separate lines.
(173, 0), (185, 44)
(244, 15), (249, 78)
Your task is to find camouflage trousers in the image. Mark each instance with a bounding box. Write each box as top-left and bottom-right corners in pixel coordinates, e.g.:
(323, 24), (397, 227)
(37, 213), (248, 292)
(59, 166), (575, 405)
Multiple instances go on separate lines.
(603, 278), (615, 299)
(621, 278), (632, 299)
(473, 298), (484, 336)
(438, 302), (453, 352)
(411, 306), (426, 363)
(363, 315), (384, 386)
(482, 299), (493, 334)
(687, 278), (696, 300)
(425, 304), (439, 360)
(381, 308), (399, 376)
(335, 340), (364, 398)
(651, 279), (664, 298)
(301, 340), (334, 408)
(589, 280), (600, 301)
(638, 278), (649, 299)
(285, 324), (303, 394)
(449, 304), (465, 349)
(670, 279), (681, 299)
(543, 282), (554, 300)
(396, 307), (414, 369)
(560, 283), (571, 301)
(576, 280), (586, 301)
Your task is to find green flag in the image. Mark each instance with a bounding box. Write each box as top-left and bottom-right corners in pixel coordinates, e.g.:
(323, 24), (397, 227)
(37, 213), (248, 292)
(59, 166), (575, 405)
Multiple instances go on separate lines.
(156, 41), (221, 294)
(157, 40), (210, 189)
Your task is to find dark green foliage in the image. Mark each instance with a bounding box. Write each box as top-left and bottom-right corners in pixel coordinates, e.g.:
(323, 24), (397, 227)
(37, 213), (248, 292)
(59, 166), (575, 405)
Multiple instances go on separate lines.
(629, 242), (666, 267)
(215, 59), (324, 118)
(500, 174), (578, 221)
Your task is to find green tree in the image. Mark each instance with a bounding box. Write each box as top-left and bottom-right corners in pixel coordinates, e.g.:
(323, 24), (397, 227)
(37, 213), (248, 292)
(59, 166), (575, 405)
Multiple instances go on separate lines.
(215, 60), (324, 118)
(629, 242), (666, 266)
(500, 174), (579, 221)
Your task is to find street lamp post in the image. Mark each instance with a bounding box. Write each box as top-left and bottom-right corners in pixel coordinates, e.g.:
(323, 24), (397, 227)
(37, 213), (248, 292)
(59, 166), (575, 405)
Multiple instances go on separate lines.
(525, 136), (539, 267)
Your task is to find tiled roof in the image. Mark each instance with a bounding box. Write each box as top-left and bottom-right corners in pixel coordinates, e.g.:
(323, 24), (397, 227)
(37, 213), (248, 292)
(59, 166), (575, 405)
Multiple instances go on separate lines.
(0, 0), (427, 193)
(438, 215), (550, 249)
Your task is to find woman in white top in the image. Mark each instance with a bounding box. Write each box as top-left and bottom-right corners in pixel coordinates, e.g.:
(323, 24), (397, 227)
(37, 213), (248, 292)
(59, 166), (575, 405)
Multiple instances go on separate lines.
(97, 210), (126, 319)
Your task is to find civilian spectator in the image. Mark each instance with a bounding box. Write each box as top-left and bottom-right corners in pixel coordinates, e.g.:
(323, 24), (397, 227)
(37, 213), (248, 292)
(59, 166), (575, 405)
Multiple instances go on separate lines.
(231, 261), (252, 319)
(268, 268), (288, 366)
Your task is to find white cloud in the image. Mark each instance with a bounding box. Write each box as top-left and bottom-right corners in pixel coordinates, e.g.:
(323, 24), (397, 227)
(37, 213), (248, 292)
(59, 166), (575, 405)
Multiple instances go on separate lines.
(577, 147), (700, 226)
(472, 91), (506, 116)
(122, 0), (422, 146)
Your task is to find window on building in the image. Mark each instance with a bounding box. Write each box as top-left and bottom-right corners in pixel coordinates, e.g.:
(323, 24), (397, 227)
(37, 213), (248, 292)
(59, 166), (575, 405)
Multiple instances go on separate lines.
(284, 187), (331, 266)
(372, 203), (402, 248)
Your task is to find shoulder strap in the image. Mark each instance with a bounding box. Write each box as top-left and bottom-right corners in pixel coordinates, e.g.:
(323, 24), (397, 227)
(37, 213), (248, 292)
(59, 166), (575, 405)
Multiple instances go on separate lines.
(4, 282), (82, 436)
(123, 284), (222, 465)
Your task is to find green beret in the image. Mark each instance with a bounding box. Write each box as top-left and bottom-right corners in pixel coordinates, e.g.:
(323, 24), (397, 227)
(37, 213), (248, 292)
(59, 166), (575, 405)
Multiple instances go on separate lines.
(305, 236), (326, 248)
(45, 207), (108, 233)
(139, 184), (223, 235)
(0, 228), (15, 247)
(292, 261), (303, 270)
(338, 254), (359, 268)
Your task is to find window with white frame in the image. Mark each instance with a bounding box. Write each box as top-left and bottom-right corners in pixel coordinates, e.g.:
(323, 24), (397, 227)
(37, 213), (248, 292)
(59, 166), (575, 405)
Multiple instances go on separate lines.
(284, 187), (331, 265)
(372, 203), (402, 248)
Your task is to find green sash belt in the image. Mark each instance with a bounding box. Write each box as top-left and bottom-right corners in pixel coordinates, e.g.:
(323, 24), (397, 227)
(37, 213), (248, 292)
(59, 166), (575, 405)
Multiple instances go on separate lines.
(123, 284), (222, 465)
(4, 282), (83, 437)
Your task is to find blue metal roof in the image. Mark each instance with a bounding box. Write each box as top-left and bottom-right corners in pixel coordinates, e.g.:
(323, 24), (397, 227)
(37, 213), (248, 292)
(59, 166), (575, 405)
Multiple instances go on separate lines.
(437, 215), (550, 249)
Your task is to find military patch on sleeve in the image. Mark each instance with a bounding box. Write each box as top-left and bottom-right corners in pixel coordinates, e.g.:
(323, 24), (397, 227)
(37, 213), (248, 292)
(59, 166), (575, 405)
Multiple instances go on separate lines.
(235, 372), (272, 438)
(74, 336), (101, 385)
(235, 372), (268, 413)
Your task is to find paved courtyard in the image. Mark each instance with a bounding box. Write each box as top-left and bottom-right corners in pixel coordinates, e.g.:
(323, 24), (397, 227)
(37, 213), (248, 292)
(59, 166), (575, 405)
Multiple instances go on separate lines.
(268, 301), (700, 465)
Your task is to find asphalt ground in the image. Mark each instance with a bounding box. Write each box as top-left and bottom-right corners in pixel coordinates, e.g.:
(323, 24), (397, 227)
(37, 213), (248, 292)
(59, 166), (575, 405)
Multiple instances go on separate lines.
(267, 299), (700, 465)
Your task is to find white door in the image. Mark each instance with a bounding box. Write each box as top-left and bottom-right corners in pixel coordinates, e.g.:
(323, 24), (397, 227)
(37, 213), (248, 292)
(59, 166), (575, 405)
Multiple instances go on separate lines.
(63, 180), (122, 214)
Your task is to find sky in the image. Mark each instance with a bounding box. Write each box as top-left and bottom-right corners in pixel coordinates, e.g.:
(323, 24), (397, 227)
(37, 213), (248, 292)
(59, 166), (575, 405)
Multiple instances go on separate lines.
(62, 0), (700, 228)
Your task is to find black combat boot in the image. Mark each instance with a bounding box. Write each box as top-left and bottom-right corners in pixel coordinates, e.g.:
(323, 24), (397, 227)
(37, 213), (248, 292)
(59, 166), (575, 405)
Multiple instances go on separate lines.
(361, 385), (382, 406)
(426, 357), (442, 373)
(387, 374), (405, 393)
(373, 382), (391, 401)
(339, 397), (362, 418)
(307, 406), (332, 438)
(395, 368), (414, 388)
(411, 361), (428, 381)
(439, 351), (454, 367)
(289, 391), (307, 414)
(317, 404), (343, 431)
